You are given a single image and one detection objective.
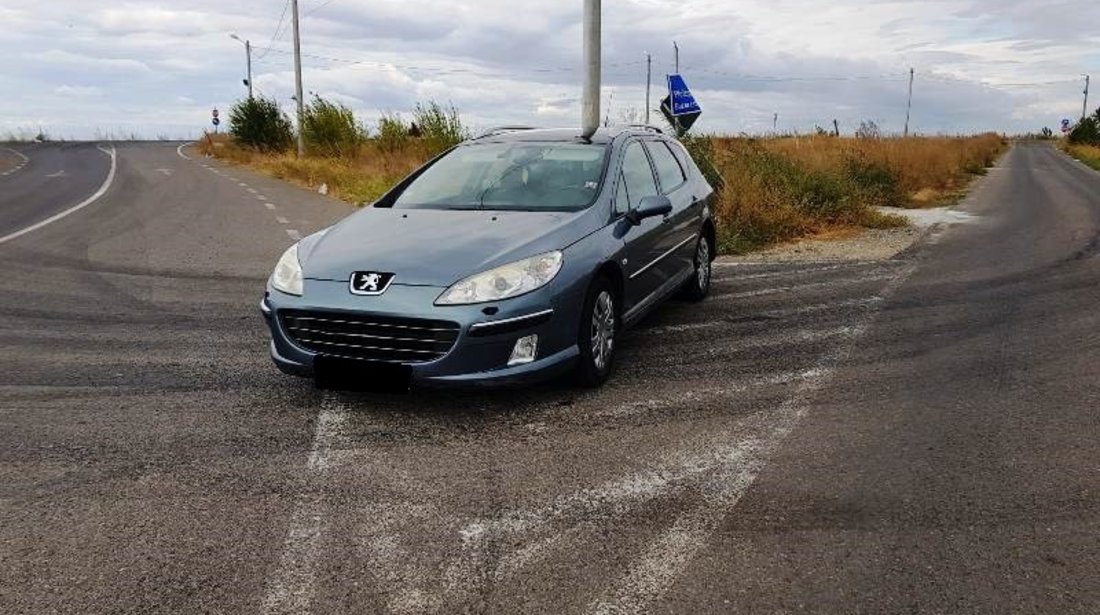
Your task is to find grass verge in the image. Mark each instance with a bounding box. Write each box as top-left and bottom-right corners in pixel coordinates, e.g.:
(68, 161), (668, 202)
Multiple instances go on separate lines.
(1064, 143), (1100, 171)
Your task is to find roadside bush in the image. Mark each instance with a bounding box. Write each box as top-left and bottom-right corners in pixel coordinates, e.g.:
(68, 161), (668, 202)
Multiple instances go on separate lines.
(229, 96), (294, 152)
(302, 95), (366, 157)
(413, 101), (468, 156)
(377, 112), (410, 153)
(1069, 116), (1100, 145)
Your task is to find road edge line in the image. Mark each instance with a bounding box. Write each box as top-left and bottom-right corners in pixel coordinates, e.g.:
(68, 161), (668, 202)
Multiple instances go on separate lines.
(176, 142), (193, 160)
(0, 144), (117, 246)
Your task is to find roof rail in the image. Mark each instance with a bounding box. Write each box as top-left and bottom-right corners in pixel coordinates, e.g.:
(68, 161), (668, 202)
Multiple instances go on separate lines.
(474, 126), (538, 139)
(623, 124), (664, 134)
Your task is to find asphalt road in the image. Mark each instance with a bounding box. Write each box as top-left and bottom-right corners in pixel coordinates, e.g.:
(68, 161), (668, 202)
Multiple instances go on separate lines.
(1, 141), (1098, 613)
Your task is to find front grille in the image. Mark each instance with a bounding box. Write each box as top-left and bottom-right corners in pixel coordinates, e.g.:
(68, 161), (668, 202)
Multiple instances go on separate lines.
(280, 310), (460, 364)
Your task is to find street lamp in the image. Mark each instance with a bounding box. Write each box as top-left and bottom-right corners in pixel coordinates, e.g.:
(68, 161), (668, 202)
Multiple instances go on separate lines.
(229, 33), (253, 99)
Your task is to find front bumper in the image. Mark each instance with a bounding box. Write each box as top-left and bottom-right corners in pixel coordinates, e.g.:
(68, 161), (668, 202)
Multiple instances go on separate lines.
(261, 277), (585, 389)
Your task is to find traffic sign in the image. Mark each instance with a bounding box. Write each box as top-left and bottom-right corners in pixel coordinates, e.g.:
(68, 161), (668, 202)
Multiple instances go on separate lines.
(212, 108), (220, 119)
(212, 117), (221, 127)
(667, 74), (701, 117)
(660, 74), (702, 134)
(1062, 118), (1072, 133)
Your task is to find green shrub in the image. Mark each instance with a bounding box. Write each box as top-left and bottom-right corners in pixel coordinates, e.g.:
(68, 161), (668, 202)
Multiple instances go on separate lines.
(229, 97), (294, 152)
(377, 112), (410, 153)
(413, 101), (468, 156)
(302, 95), (366, 157)
(1069, 116), (1100, 145)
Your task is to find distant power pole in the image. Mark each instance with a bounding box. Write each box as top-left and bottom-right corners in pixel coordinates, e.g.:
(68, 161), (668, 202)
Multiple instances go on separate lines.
(1083, 74), (1091, 121)
(773, 113), (778, 132)
(291, 0), (306, 157)
(645, 52), (652, 125)
(904, 67), (914, 137)
(833, 118), (840, 137)
(674, 41), (680, 73)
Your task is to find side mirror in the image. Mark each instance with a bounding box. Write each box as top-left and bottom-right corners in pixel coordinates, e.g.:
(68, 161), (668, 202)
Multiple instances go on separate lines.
(627, 195), (673, 225)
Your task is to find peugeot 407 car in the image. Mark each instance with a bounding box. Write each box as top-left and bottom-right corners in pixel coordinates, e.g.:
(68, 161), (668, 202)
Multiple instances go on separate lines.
(261, 126), (716, 390)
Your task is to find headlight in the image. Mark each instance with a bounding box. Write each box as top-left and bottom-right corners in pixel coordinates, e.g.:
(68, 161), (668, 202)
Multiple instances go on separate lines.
(436, 251), (563, 305)
(271, 244), (303, 296)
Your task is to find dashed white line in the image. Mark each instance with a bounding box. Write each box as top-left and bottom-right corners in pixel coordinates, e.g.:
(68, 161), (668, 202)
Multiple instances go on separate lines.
(265, 203), (277, 211)
(286, 229), (303, 241)
(247, 187), (258, 194)
(256, 195), (268, 201)
(276, 216), (290, 225)
(0, 145), (117, 246)
(1, 146), (30, 176)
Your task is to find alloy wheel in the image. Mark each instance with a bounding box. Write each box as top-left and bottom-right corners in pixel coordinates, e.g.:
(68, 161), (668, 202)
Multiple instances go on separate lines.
(696, 238), (711, 291)
(590, 291), (615, 371)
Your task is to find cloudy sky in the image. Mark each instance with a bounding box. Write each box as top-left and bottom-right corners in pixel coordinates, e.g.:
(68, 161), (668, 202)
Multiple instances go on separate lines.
(1, 0), (1097, 139)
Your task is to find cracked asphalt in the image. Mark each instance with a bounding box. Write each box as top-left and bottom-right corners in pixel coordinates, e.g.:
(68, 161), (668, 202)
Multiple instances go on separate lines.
(1, 141), (1099, 614)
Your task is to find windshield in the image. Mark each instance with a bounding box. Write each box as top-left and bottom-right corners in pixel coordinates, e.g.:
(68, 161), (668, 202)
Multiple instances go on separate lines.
(393, 142), (609, 211)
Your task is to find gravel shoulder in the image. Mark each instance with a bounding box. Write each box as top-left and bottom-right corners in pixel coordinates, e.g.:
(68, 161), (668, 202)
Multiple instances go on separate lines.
(719, 198), (985, 265)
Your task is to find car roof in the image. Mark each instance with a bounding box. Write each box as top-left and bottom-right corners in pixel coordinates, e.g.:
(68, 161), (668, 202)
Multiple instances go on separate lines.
(468, 126), (667, 146)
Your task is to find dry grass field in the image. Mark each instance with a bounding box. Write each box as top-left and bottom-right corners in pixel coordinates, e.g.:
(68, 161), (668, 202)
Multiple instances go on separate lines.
(199, 131), (1006, 254)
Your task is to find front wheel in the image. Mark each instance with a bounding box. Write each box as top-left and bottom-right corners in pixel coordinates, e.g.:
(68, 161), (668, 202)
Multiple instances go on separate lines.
(573, 276), (618, 388)
(680, 234), (713, 302)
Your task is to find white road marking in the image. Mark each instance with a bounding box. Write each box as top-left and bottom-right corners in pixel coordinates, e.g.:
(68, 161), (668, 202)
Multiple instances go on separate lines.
(710, 272), (896, 301)
(712, 261), (892, 281)
(175, 142), (193, 160)
(45, 170), (67, 178)
(588, 262), (919, 615)
(256, 195), (268, 201)
(265, 203), (277, 211)
(247, 187), (258, 194)
(155, 168), (173, 176)
(0, 144), (117, 246)
(286, 229), (303, 241)
(1, 146), (30, 177)
(262, 395), (354, 615)
(276, 216), (290, 225)
(239, 182), (249, 188)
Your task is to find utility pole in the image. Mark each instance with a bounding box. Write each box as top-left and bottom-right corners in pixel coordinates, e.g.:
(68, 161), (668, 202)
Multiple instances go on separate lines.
(291, 0), (306, 157)
(1083, 74), (1091, 121)
(230, 34), (253, 99)
(674, 41), (680, 73)
(645, 52), (652, 125)
(773, 113), (778, 132)
(833, 118), (840, 137)
(581, 0), (601, 139)
(904, 67), (914, 137)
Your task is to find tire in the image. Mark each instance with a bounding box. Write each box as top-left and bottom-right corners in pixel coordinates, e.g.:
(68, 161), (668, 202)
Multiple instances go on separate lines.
(573, 275), (619, 388)
(680, 233), (713, 302)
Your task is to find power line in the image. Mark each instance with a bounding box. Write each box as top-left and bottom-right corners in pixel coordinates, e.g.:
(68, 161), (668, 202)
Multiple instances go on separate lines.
(254, 0), (293, 61)
(303, 0), (338, 20)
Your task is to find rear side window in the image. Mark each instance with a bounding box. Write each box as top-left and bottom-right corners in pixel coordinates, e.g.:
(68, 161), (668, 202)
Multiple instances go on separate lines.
(648, 141), (686, 192)
(620, 142), (658, 210)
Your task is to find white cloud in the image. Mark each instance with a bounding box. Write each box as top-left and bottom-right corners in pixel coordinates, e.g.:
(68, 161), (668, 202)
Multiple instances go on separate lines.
(0, 0), (1095, 138)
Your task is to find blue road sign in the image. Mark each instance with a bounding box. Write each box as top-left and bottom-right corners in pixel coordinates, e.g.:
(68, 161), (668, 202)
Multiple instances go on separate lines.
(667, 74), (701, 117)
(212, 117), (221, 127)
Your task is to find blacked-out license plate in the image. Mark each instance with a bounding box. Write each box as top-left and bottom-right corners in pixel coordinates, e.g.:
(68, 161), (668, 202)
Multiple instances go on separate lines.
(314, 356), (412, 393)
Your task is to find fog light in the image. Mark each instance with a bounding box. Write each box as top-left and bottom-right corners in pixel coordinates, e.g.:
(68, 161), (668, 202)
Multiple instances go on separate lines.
(508, 334), (539, 366)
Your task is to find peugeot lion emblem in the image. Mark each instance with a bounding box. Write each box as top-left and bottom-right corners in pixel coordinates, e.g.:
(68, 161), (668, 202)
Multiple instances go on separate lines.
(350, 271), (396, 296)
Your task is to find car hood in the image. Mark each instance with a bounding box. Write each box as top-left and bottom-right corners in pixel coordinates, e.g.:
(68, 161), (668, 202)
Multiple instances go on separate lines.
(302, 207), (601, 287)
